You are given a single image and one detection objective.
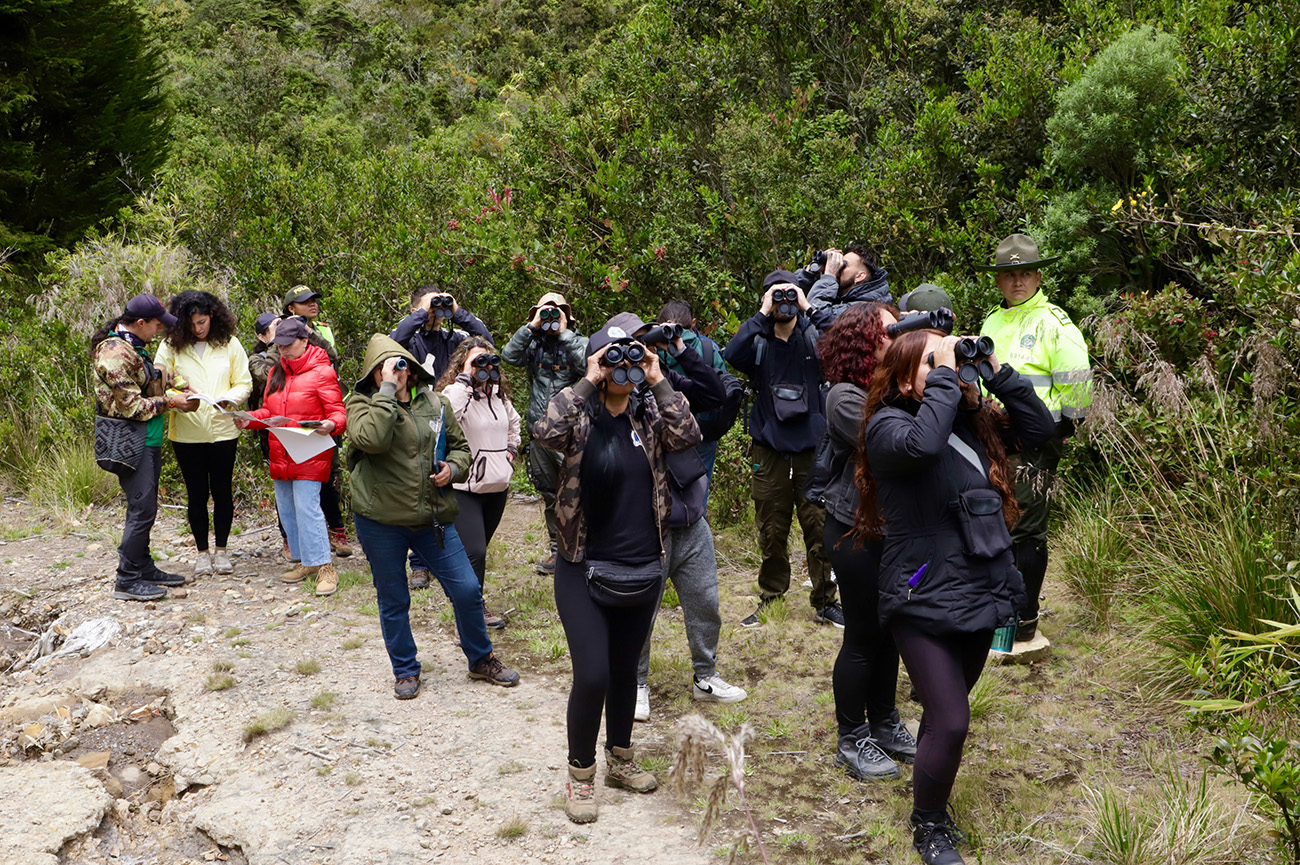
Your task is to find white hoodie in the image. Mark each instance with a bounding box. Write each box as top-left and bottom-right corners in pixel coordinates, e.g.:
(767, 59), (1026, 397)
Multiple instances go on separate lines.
(442, 377), (521, 494)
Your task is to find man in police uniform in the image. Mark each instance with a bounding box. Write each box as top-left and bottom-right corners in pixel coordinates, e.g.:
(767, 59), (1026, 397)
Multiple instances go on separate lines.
(979, 234), (1091, 645)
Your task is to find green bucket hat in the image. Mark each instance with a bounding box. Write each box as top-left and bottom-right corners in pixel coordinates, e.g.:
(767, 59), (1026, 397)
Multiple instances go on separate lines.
(974, 234), (1059, 272)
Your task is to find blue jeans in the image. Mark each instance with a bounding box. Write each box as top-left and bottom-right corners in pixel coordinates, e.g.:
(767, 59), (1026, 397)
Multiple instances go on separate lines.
(274, 480), (330, 567)
(354, 513), (494, 678)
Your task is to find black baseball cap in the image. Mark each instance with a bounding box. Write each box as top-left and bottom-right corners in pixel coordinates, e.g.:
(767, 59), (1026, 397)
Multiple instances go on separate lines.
(283, 285), (321, 310)
(271, 317), (310, 345)
(255, 313), (279, 334)
(123, 294), (177, 327)
(762, 269), (799, 290)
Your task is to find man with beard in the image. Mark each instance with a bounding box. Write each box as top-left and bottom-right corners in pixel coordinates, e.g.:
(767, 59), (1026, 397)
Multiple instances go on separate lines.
(803, 242), (893, 327)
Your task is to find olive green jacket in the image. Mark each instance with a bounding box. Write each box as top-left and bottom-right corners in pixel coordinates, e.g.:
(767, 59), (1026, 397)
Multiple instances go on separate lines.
(345, 335), (471, 527)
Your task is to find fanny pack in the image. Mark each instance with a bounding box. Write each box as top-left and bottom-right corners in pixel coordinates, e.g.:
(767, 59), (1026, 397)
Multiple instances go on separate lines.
(585, 559), (663, 608)
(770, 383), (808, 421)
(94, 415), (147, 476)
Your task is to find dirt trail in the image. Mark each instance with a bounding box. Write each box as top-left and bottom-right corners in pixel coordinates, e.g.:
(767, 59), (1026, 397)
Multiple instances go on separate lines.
(0, 497), (712, 865)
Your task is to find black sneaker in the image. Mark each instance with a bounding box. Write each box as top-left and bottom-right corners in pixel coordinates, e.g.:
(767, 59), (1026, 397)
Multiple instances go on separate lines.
(142, 569), (186, 587)
(394, 675), (420, 700)
(815, 601), (846, 628)
(834, 726), (901, 781)
(1015, 616), (1038, 642)
(409, 568), (432, 590)
(871, 712), (918, 763)
(468, 654), (520, 687)
(911, 812), (966, 865)
(113, 582), (167, 601)
(740, 597), (776, 627)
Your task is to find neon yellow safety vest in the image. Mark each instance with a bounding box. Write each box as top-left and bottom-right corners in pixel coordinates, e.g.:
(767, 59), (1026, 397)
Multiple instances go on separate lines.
(314, 322), (336, 348)
(980, 290), (1092, 422)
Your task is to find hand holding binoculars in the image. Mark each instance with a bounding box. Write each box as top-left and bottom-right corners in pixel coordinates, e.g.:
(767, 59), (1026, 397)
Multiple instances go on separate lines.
(539, 306), (564, 333)
(471, 353), (502, 382)
(600, 341), (647, 385)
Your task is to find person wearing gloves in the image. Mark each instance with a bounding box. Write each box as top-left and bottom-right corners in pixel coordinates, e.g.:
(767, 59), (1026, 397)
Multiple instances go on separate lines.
(153, 291), (252, 580)
(854, 328), (1055, 865)
(346, 334), (520, 701)
(434, 337), (522, 629)
(531, 312), (701, 824)
(390, 283), (492, 378)
(501, 292), (588, 574)
(235, 317), (345, 595)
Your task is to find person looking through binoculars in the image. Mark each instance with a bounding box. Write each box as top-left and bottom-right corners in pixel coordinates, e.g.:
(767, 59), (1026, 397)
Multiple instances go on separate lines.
(797, 241), (893, 327)
(390, 282), (492, 380)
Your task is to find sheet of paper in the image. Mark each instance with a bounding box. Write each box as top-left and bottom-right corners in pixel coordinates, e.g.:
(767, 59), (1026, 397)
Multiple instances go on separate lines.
(269, 426), (336, 464)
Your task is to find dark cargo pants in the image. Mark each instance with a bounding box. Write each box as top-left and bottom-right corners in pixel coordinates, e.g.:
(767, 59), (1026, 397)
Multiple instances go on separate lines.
(751, 442), (835, 610)
(1011, 434), (1065, 623)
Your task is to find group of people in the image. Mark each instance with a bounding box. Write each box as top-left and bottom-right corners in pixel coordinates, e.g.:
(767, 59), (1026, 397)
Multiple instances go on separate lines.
(89, 232), (1091, 865)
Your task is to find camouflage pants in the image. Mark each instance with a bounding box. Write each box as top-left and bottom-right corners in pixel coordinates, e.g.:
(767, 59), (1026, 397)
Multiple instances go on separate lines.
(750, 442), (835, 609)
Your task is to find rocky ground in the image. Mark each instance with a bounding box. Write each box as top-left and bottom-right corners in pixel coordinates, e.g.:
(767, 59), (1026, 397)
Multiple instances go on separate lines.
(0, 496), (714, 865)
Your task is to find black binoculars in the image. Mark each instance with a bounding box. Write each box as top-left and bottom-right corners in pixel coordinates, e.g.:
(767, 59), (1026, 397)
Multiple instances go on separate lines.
(471, 353), (501, 382)
(539, 306), (563, 333)
(639, 323), (683, 345)
(887, 307), (955, 338)
(601, 341), (647, 385)
(771, 287), (800, 318)
(926, 336), (996, 384)
(394, 358), (408, 371)
(429, 295), (455, 317)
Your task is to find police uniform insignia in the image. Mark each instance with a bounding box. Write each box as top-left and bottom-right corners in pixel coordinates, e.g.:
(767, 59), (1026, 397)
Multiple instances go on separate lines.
(1020, 334), (1036, 350)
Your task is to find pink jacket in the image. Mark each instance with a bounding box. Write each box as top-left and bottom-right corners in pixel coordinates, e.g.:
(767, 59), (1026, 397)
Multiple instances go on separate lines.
(442, 377), (521, 494)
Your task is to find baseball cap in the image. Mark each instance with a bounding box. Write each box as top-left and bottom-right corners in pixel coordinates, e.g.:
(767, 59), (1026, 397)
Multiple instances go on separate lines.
(762, 269), (799, 291)
(898, 284), (953, 313)
(282, 285), (321, 309)
(586, 312), (649, 358)
(271, 316), (310, 345)
(123, 294), (178, 327)
(254, 313), (279, 334)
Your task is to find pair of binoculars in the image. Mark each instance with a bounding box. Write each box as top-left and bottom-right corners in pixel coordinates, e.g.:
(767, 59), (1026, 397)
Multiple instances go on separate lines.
(925, 336), (996, 384)
(602, 341), (647, 386)
(639, 323), (683, 345)
(471, 353), (501, 382)
(394, 358), (408, 371)
(886, 307), (956, 338)
(429, 295), (455, 317)
(539, 306), (563, 333)
(771, 287), (800, 318)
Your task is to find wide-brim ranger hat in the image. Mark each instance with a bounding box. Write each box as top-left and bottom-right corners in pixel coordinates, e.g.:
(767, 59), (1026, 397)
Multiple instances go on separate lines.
(282, 284), (322, 310)
(527, 292), (576, 324)
(974, 234), (1060, 272)
(586, 312), (649, 358)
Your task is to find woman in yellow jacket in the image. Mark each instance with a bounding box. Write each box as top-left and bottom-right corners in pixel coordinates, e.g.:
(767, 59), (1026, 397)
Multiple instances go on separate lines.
(154, 291), (252, 578)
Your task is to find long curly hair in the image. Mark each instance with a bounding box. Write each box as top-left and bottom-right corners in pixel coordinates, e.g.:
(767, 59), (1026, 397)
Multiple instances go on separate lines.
(818, 302), (897, 387)
(435, 336), (511, 400)
(164, 290), (239, 349)
(851, 329), (1020, 541)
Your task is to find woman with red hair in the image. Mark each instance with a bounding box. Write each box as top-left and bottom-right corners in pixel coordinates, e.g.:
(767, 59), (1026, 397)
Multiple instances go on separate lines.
(818, 303), (918, 783)
(856, 329), (1053, 865)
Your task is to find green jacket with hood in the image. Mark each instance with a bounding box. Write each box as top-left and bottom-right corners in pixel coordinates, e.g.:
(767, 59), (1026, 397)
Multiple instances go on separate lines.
(345, 335), (471, 527)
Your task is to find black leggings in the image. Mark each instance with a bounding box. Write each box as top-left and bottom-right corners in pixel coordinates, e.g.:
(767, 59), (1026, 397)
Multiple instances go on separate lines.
(891, 620), (993, 820)
(454, 490), (508, 587)
(172, 439), (238, 551)
(554, 557), (659, 767)
(825, 515), (899, 735)
(319, 448), (344, 531)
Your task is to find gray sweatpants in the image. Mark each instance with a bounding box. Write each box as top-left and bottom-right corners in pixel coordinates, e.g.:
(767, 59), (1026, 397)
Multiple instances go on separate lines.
(637, 517), (722, 685)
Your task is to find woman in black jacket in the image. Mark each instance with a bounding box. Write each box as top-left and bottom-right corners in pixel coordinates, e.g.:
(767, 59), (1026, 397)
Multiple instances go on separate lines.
(854, 329), (1054, 865)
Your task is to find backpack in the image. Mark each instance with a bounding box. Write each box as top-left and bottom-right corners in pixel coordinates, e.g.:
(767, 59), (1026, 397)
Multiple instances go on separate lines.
(696, 339), (745, 442)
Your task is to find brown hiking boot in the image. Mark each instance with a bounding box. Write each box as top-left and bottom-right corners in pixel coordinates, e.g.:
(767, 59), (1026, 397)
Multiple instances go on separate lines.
(329, 528), (353, 558)
(483, 599), (506, 630)
(314, 563), (339, 596)
(281, 564), (319, 584)
(468, 653), (519, 687)
(535, 553), (556, 574)
(605, 745), (657, 793)
(409, 568), (432, 589)
(281, 539), (293, 561)
(565, 763), (598, 824)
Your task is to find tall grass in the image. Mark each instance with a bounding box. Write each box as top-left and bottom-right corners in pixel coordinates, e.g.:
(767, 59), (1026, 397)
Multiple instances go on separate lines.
(28, 441), (119, 512)
(1057, 484), (1134, 629)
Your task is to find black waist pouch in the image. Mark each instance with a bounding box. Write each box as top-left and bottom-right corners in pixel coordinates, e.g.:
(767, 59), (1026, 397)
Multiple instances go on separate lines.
(770, 383), (808, 421)
(951, 489), (1012, 559)
(586, 559), (663, 608)
(94, 416), (147, 476)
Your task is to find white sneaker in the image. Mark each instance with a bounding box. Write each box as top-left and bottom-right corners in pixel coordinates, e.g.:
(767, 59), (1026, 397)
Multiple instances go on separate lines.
(634, 684), (650, 722)
(193, 552), (213, 577)
(693, 674), (748, 704)
(213, 550), (233, 575)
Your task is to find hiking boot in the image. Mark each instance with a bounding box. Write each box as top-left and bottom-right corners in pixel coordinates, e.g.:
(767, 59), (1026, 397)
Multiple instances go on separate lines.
(911, 812), (966, 865)
(605, 745), (657, 793)
(634, 684), (650, 722)
(314, 563), (339, 596)
(1015, 616), (1038, 642)
(281, 564), (319, 584)
(281, 539), (293, 561)
(483, 600), (506, 630)
(815, 601), (846, 628)
(693, 674), (748, 704)
(409, 568), (432, 590)
(113, 582), (167, 602)
(565, 762), (598, 824)
(141, 569), (186, 587)
(194, 552), (213, 577)
(740, 597), (777, 627)
(535, 553), (556, 574)
(394, 675), (420, 700)
(871, 711), (918, 763)
(329, 527), (353, 558)
(468, 654), (520, 687)
(835, 726), (902, 781)
(213, 550), (233, 575)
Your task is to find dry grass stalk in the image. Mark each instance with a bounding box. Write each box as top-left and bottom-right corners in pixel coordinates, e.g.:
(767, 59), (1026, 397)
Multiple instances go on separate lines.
(667, 714), (768, 864)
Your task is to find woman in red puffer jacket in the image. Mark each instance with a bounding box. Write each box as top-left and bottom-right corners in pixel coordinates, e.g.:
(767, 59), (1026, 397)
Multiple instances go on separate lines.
(237, 318), (347, 595)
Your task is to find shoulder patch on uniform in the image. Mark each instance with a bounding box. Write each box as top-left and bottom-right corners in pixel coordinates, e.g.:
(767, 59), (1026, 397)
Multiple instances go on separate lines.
(1020, 333), (1036, 350)
(1048, 305), (1073, 326)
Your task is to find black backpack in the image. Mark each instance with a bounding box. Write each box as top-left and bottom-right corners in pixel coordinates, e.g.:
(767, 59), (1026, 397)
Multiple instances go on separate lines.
(696, 339), (745, 442)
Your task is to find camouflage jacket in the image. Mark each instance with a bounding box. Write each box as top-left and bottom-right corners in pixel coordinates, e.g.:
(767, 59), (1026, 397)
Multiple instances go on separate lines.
(531, 377), (701, 563)
(92, 335), (167, 421)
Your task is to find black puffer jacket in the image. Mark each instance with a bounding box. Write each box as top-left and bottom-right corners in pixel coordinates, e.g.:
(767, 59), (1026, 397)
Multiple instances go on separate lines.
(865, 365), (1054, 634)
